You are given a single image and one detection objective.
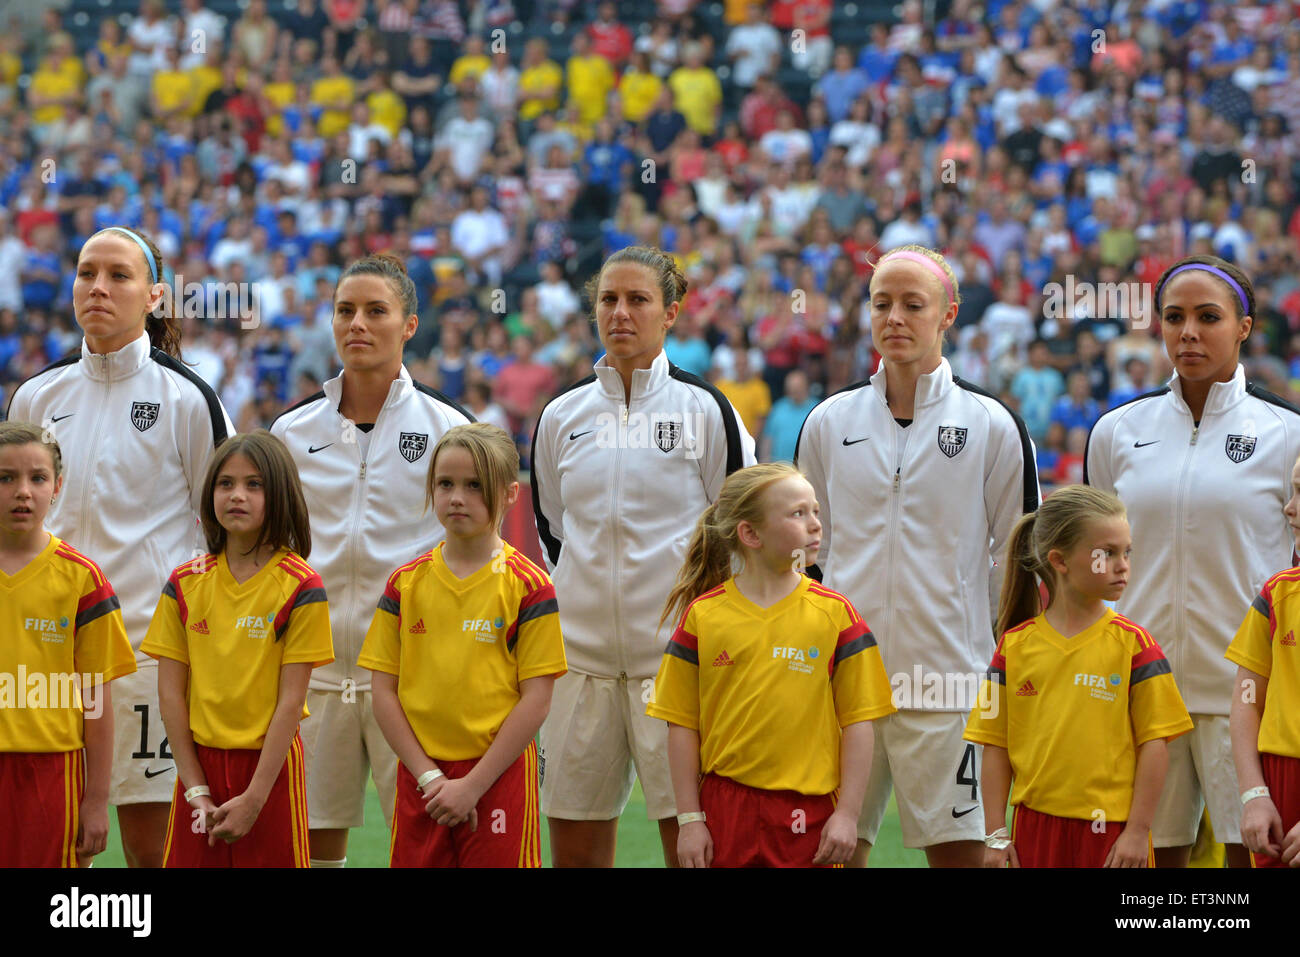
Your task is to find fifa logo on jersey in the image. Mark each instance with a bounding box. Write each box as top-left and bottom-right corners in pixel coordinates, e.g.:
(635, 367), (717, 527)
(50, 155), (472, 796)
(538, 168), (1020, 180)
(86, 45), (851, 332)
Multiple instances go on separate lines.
(463, 617), (504, 643)
(773, 646), (817, 674)
(1074, 672), (1120, 702)
(236, 613), (275, 640)
(25, 617), (69, 642)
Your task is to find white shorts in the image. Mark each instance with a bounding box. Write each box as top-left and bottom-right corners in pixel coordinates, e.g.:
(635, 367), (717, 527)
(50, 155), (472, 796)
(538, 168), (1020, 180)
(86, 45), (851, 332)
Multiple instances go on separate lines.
(1152, 713), (1240, 847)
(857, 710), (984, 848)
(539, 670), (676, 821)
(108, 663), (176, 805)
(300, 688), (397, 830)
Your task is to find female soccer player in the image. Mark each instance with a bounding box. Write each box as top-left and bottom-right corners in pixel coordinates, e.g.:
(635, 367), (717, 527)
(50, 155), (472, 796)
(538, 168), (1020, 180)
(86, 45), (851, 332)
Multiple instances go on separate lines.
(270, 252), (471, 867)
(1228, 450), (1300, 868)
(361, 423), (566, 867)
(966, 485), (1193, 867)
(6, 227), (233, 868)
(0, 422), (136, 867)
(796, 245), (1038, 867)
(1086, 254), (1300, 867)
(531, 245), (756, 867)
(141, 431), (333, 867)
(648, 463), (895, 867)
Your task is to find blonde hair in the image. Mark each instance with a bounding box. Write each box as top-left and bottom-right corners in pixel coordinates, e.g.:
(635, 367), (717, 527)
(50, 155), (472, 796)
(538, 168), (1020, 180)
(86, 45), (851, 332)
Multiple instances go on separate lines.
(0, 421), (62, 480)
(872, 243), (962, 310)
(995, 484), (1127, 639)
(661, 463), (805, 629)
(426, 423), (519, 530)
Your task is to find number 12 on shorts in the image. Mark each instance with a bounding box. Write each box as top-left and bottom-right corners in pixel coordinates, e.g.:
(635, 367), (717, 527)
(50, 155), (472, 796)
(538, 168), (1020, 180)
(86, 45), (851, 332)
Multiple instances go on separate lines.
(131, 703), (172, 760)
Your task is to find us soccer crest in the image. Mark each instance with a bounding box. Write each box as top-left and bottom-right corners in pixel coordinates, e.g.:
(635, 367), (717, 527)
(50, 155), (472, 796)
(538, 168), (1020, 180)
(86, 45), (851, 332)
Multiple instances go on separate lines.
(937, 425), (967, 458)
(130, 401), (160, 432)
(655, 419), (681, 453)
(398, 432), (429, 463)
(1225, 434), (1256, 464)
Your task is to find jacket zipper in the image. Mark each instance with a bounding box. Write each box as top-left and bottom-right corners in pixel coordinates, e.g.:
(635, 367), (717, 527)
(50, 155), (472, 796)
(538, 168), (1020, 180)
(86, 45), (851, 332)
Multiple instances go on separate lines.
(612, 396), (629, 676)
(344, 410), (377, 689)
(78, 355), (113, 555)
(1172, 422), (1199, 687)
(883, 411), (911, 690)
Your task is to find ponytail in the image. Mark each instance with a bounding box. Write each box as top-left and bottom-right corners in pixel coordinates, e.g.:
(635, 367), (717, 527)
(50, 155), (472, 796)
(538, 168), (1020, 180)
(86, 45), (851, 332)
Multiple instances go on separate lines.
(994, 511), (1047, 639)
(994, 485), (1128, 639)
(660, 503), (736, 631)
(659, 462), (806, 631)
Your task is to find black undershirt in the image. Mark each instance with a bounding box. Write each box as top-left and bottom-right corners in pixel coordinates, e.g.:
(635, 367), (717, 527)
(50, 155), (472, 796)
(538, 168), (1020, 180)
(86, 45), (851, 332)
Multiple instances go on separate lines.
(895, 417), (913, 428)
(357, 423), (374, 433)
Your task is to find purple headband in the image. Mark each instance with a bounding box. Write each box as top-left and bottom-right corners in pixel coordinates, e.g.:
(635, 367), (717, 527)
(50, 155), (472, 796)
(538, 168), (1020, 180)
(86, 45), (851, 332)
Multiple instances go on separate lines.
(1157, 264), (1249, 315)
(877, 250), (956, 304)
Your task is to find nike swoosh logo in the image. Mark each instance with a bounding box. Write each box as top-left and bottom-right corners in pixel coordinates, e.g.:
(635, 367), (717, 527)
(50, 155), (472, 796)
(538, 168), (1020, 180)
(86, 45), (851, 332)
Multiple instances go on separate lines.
(51, 414), (75, 422)
(144, 766), (174, 779)
(842, 436), (870, 446)
(1133, 440), (1160, 448)
(308, 444), (334, 454)
(951, 805), (978, 818)
(569, 430), (594, 441)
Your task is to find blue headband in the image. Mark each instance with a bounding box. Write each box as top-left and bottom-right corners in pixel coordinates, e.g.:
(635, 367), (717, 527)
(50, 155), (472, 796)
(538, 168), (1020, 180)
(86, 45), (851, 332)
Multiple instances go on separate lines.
(106, 227), (159, 284)
(1157, 263), (1249, 315)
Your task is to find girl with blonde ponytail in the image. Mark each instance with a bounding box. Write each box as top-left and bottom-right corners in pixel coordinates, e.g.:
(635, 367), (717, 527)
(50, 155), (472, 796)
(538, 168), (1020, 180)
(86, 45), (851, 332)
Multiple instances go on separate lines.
(965, 485), (1193, 868)
(647, 464), (895, 868)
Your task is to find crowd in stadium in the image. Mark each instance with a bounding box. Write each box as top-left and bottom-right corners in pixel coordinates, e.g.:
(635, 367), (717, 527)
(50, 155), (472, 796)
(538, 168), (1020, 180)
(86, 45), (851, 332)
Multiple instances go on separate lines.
(0, 0), (1297, 487)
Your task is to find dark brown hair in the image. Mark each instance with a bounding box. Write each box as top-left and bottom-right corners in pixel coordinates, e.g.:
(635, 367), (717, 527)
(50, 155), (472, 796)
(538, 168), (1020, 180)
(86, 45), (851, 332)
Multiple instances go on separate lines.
(336, 251), (418, 317)
(583, 245), (689, 316)
(200, 431), (312, 559)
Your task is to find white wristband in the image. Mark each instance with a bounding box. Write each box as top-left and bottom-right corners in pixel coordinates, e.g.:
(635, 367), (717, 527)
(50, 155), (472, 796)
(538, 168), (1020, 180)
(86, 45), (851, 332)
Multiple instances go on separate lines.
(1241, 786), (1271, 806)
(184, 785), (211, 804)
(416, 769), (444, 790)
(677, 811), (707, 826)
(984, 826), (1011, 850)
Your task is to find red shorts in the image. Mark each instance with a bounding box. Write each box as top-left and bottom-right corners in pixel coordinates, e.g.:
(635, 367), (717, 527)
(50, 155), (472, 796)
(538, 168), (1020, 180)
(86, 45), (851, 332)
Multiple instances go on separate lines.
(390, 740), (540, 868)
(0, 750), (85, 867)
(1252, 752), (1300, 869)
(699, 773), (838, 868)
(162, 733), (309, 868)
(1012, 805), (1151, 867)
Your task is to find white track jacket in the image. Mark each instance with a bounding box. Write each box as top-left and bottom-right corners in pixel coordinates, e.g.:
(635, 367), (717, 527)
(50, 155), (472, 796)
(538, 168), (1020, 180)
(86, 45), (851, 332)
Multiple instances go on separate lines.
(796, 358), (1039, 709)
(530, 351), (756, 678)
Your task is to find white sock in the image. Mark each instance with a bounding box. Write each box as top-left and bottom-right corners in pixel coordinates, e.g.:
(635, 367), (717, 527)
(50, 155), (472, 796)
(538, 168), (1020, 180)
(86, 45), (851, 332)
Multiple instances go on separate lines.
(309, 857), (346, 868)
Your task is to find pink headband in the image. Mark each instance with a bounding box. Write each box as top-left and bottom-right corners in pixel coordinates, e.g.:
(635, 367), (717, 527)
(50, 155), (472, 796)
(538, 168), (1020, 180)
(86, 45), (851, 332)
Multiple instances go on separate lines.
(877, 250), (955, 304)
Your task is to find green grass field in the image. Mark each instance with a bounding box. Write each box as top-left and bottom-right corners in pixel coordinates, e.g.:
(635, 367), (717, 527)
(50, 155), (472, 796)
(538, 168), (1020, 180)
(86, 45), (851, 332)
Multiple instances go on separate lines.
(92, 781), (928, 867)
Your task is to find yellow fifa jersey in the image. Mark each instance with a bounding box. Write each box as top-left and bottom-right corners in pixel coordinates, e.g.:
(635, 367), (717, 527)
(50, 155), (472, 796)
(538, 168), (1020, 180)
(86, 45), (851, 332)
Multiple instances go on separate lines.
(358, 542), (567, 761)
(668, 66), (721, 135)
(619, 71), (663, 124)
(310, 75), (356, 137)
(140, 549), (333, 750)
(0, 536), (136, 752)
(1227, 568), (1300, 759)
(965, 610), (1193, 822)
(152, 69), (192, 115)
(518, 61), (563, 120)
(566, 55), (614, 125)
(717, 378), (772, 439)
(647, 577), (895, 795)
(449, 54), (490, 86)
(0, 52), (21, 87)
